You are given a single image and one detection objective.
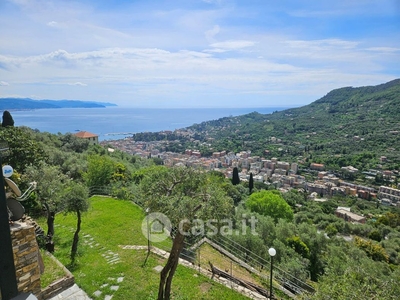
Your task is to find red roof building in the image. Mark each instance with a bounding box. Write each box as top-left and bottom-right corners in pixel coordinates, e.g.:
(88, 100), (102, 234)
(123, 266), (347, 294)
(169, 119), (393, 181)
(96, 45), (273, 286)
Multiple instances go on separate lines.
(74, 131), (99, 145)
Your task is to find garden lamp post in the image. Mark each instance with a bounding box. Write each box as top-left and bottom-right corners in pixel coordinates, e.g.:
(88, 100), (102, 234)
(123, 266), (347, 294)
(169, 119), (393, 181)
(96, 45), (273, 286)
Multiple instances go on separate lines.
(142, 208), (152, 267)
(146, 208), (150, 253)
(268, 247), (276, 299)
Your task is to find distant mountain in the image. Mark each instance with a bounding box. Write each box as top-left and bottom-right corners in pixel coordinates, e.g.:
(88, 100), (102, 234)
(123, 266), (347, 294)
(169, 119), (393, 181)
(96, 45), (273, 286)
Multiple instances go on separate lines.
(0, 98), (117, 110)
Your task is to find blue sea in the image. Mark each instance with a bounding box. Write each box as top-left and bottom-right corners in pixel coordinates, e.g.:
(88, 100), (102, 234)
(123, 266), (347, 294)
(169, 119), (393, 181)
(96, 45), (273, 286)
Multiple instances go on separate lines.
(11, 107), (290, 141)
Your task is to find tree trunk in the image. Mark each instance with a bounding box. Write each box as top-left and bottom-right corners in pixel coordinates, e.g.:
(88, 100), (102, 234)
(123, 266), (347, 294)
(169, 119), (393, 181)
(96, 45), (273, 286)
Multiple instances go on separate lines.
(44, 203), (55, 237)
(71, 209), (81, 259)
(44, 202), (55, 252)
(158, 231), (186, 300)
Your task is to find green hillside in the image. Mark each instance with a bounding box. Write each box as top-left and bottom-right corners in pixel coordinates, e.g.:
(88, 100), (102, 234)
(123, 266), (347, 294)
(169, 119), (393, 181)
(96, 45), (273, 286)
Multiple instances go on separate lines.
(1, 98), (399, 299)
(133, 78), (400, 172)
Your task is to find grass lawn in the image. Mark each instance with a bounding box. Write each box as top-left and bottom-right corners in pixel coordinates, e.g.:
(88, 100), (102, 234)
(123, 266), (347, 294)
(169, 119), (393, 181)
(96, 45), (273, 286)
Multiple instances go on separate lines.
(39, 196), (249, 300)
(40, 249), (66, 288)
(198, 243), (262, 285)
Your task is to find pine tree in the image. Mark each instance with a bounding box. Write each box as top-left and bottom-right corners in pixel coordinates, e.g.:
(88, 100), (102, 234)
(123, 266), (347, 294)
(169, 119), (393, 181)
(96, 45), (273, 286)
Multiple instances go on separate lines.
(2, 111), (14, 127)
(232, 167), (240, 185)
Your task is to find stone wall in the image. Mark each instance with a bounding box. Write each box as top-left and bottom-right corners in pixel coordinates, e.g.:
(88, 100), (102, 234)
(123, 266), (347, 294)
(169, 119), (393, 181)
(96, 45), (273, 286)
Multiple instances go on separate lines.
(0, 221), (76, 300)
(10, 222), (41, 297)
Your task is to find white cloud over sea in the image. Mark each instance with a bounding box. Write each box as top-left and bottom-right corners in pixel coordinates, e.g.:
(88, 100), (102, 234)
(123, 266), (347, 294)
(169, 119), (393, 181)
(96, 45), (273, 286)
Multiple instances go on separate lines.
(0, 0), (399, 108)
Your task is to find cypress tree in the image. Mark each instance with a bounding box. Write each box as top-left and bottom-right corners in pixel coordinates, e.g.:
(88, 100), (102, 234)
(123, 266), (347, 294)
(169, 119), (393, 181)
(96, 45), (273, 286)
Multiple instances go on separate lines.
(249, 172), (254, 194)
(232, 167), (240, 185)
(2, 111), (14, 127)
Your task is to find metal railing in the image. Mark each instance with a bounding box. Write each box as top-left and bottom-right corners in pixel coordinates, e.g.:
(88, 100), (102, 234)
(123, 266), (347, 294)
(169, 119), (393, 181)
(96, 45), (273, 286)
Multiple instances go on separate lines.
(209, 234), (315, 295)
(89, 186), (112, 197)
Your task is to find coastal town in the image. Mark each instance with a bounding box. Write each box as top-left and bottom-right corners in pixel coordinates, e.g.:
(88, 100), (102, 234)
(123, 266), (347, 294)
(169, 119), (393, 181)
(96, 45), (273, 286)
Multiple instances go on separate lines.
(96, 132), (400, 224)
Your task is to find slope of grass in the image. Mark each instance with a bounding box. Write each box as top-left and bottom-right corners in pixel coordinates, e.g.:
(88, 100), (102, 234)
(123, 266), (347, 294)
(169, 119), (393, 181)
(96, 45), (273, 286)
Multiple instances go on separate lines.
(198, 243), (258, 284)
(39, 196), (248, 299)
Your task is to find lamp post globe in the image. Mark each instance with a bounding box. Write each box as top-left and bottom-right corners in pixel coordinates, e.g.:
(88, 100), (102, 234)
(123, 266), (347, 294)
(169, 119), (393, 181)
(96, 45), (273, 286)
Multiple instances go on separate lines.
(268, 247), (276, 299)
(268, 247), (276, 257)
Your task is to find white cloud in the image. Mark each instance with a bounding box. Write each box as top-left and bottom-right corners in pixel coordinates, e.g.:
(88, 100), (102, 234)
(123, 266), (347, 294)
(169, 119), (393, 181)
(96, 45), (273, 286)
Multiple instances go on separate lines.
(207, 40), (256, 52)
(204, 48), (226, 53)
(0, 39), (397, 107)
(46, 20), (69, 29)
(366, 47), (400, 53)
(0, 81), (10, 86)
(205, 25), (220, 42)
(285, 39), (359, 50)
(279, 38), (377, 70)
(210, 40), (256, 49)
(0, 0), (399, 107)
(47, 21), (58, 27)
(69, 82), (87, 86)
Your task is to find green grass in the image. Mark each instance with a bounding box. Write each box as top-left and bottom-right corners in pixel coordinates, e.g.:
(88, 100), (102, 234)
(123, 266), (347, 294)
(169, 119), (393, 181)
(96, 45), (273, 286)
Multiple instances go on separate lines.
(38, 196), (248, 299)
(40, 249), (66, 288)
(198, 243), (258, 284)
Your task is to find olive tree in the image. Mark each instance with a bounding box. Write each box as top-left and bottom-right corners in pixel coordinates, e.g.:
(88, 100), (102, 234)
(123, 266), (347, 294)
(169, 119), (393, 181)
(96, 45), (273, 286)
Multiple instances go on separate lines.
(61, 181), (89, 261)
(0, 127), (46, 172)
(24, 162), (69, 251)
(138, 166), (233, 300)
(83, 154), (115, 187)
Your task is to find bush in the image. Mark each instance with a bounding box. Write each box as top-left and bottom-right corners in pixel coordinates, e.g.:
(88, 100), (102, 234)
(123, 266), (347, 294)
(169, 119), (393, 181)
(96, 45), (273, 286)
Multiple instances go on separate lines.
(246, 190), (293, 222)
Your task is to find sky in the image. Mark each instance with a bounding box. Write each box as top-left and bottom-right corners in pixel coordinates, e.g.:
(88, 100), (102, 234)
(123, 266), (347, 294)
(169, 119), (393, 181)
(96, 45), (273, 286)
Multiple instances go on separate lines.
(0, 0), (399, 108)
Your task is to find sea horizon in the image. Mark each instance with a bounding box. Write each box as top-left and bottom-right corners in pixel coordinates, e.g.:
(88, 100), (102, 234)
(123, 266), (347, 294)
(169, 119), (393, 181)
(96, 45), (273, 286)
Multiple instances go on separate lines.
(10, 106), (293, 141)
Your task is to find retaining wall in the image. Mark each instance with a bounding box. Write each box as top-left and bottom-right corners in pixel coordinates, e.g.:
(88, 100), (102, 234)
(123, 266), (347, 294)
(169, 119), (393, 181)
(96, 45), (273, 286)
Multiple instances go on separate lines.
(1, 222), (74, 300)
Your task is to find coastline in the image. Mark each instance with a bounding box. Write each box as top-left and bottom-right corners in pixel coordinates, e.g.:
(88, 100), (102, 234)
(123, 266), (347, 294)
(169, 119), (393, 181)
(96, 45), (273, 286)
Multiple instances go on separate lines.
(10, 106), (292, 141)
